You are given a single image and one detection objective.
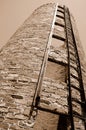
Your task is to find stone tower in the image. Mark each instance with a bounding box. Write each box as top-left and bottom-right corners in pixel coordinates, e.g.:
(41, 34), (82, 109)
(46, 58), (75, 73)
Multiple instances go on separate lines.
(0, 3), (86, 130)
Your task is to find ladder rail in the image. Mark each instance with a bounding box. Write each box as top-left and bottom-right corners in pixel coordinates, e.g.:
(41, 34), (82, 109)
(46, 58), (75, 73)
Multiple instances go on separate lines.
(64, 6), (75, 130)
(28, 4), (86, 130)
(68, 8), (86, 129)
(64, 6), (86, 129)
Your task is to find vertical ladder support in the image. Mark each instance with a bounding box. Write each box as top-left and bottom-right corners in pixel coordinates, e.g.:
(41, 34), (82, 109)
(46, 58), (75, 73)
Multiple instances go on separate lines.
(64, 6), (75, 130)
(64, 5), (86, 130)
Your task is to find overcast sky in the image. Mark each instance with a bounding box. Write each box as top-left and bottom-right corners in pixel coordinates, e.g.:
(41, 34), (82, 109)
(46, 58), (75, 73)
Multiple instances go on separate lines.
(0, 0), (86, 55)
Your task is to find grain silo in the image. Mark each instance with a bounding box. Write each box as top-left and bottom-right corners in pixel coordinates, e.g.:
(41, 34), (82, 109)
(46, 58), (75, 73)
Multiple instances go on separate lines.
(0, 3), (86, 130)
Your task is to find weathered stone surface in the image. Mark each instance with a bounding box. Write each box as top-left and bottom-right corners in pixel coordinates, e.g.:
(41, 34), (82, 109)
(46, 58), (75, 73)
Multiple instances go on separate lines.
(0, 3), (85, 130)
(34, 111), (59, 130)
(57, 11), (64, 18)
(53, 25), (65, 39)
(74, 118), (85, 130)
(45, 61), (66, 82)
(39, 77), (68, 114)
(0, 3), (56, 129)
(49, 44), (67, 65)
(55, 16), (65, 26)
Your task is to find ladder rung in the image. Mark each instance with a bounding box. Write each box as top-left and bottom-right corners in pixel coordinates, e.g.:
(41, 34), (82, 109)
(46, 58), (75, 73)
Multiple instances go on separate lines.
(67, 29), (72, 34)
(70, 58), (76, 62)
(71, 73), (79, 81)
(55, 22), (65, 27)
(70, 53), (76, 59)
(69, 45), (74, 50)
(67, 32), (72, 38)
(70, 65), (77, 71)
(72, 98), (85, 106)
(66, 25), (71, 29)
(68, 37), (73, 42)
(66, 24), (71, 29)
(69, 46), (74, 51)
(36, 105), (68, 116)
(52, 34), (65, 41)
(56, 14), (64, 19)
(73, 110), (86, 121)
(71, 84), (83, 92)
(57, 9), (64, 14)
(68, 42), (74, 47)
(70, 57), (76, 63)
(68, 40), (74, 45)
(58, 5), (64, 10)
(48, 57), (67, 66)
(67, 35), (73, 40)
(68, 35), (73, 40)
(67, 33), (73, 38)
(69, 50), (75, 56)
(70, 59), (76, 64)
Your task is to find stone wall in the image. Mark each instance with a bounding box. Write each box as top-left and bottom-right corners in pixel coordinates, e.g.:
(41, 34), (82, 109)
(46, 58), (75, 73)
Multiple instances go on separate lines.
(0, 3), (57, 130)
(0, 3), (85, 130)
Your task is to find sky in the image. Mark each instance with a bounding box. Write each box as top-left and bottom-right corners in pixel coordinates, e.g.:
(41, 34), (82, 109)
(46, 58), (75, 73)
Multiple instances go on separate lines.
(0, 0), (86, 55)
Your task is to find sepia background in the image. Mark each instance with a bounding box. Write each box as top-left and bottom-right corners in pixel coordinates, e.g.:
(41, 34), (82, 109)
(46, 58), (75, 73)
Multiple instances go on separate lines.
(0, 0), (86, 55)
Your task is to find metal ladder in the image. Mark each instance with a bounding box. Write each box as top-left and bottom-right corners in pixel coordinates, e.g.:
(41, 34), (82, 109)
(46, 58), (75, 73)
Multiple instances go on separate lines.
(29, 5), (86, 130)
(64, 6), (86, 130)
